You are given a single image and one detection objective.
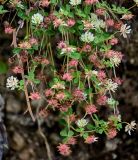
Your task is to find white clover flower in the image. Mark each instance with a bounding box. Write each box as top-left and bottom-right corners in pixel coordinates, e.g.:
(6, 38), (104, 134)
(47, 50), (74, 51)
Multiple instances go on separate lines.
(85, 70), (98, 79)
(125, 121), (136, 135)
(31, 13), (44, 25)
(90, 13), (105, 29)
(6, 76), (19, 90)
(80, 32), (94, 43)
(69, 0), (81, 6)
(76, 118), (88, 128)
(94, 19), (106, 29)
(110, 57), (121, 67)
(120, 24), (131, 38)
(105, 79), (118, 92)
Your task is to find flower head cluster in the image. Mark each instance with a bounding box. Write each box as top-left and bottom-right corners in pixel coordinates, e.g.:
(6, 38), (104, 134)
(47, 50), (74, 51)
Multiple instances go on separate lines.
(105, 79), (118, 92)
(4, 0), (137, 157)
(57, 144), (71, 156)
(85, 135), (98, 144)
(80, 31), (95, 43)
(120, 24), (131, 38)
(85, 104), (98, 115)
(125, 121), (136, 135)
(31, 13), (44, 25)
(85, 0), (98, 5)
(76, 118), (88, 128)
(6, 76), (19, 90)
(69, 0), (81, 6)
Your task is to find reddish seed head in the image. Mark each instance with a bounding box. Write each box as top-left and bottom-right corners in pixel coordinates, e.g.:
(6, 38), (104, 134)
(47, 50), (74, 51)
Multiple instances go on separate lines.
(97, 70), (106, 81)
(5, 26), (13, 34)
(82, 44), (92, 52)
(47, 99), (59, 108)
(29, 37), (38, 46)
(62, 73), (73, 81)
(57, 41), (67, 49)
(85, 104), (98, 115)
(56, 92), (65, 100)
(29, 92), (41, 100)
(41, 58), (49, 65)
(106, 19), (114, 27)
(85, 0), (98, 5)
(12, 66), (23, 74)
(57, 144), (71, 156)
(107, 128), (117, 139)
(96, 95), (107, 105)
(95, 8), (106, 16)
(85, 135), (98, 144)
(69, 59), (78, 67)
(67, 19), (76, 27)
(109, 38), (118, 45)
(69, 114), (76, 122)
(45, 89), (54, 97)
(67, 137), (77, 145)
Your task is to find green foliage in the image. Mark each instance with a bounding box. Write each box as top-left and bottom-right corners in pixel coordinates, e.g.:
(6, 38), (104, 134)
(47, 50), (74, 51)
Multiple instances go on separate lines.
(0, 5), (8, 14)
(0, 61), (8, 74)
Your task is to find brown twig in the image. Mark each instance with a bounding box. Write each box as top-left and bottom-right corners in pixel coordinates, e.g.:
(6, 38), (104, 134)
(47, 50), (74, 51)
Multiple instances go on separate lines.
(11, 29), (35, 121)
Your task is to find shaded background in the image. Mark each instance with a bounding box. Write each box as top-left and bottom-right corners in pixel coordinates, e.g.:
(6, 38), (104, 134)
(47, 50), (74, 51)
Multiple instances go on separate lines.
(0, 2), (138, 160)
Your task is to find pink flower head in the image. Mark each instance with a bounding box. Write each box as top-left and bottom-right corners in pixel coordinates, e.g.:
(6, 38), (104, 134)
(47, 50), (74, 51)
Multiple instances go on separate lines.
(41, 58), (50, 65)
(85, 104), (98, 115)
(47, 99), (59, 108)
(67, 19), (76, 27)
(45, 89), (54, 97)
(5, 26), (13, 34)
(57, 41), (67, 49)
(114, 21), (123, 30)
(67, 137), (77, 145)
(59, 105), (69, 112)
(83, 20), (94, 30)
(107, 128), (117, 139)
(95, 8), (105, 16)
(53, 18), (63, 28)
(96, 95), (107, 105)
(69, 59), (78, 67)
(29, 37), (38, 46)
(85, 135), (98, 144)
(69, 114), (76, 122)
(97, 70), (106, 81)
(57, 144), (71, 156)
(85, 0), (98, 5)
(56, 92), (65, 100)
(12, 66), (23, 74)
(73, 89), (85, 101)
(105, 50), (115, 58)
(113, 77), (123, 85)
(109, 38), (118, 45)
(89, 54), (98, 63)
(62, 73), (73, 81)
(82, 44), (92, 52)
(29, 92), (41, 100)
(106, 19), (114, 27)
(121, 14), (134, 20)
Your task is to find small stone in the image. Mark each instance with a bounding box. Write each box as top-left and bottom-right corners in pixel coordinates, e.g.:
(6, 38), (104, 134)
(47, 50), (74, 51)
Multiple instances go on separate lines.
(6, 96), (22, 113)
(11, 132), (25, 151)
